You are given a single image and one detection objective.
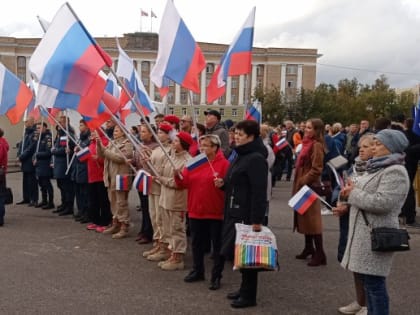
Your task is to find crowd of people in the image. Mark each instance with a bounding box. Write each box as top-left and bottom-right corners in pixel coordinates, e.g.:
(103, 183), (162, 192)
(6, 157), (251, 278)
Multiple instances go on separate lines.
(1, 110), (418, 312)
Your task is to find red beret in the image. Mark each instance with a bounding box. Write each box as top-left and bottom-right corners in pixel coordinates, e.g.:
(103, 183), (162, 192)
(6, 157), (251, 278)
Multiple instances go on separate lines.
(164, 115), (180, 125)
(176, 131), (193, 146)
(159, 123), (173, 134)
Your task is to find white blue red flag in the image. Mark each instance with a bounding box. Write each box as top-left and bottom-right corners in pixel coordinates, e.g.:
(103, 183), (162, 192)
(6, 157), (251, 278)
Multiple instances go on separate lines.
(0, 63), (34, 124)
(150, 0), (206, 95)
(207, 7), (255, 103)
(133, 170), (153, 195)
(185, 152), (208, 172)
(116, 174), (131, 191)
(245, 100), (262, 123)
(116, 40), (155, 117)
(59, 136), (68, 147)
(76, 147), (91, 162)
(275, 138), (289, 151)
(288, 185), (318, 215)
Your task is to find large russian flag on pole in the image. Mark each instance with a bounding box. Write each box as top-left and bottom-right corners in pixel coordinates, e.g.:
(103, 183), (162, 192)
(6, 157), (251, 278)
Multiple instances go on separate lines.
(116, 40), (155, 116)
(29, 3), (112, 96)
(207, 7), (255, 103)
(288, 185), (318, 215)
(150, 0), (206, 94)
(0, 63), (34, 124)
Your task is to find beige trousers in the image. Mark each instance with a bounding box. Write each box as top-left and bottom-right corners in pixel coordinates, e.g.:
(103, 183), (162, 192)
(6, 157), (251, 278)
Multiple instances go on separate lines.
(161, 208), (187, 254)
(108, 189), (130, 224)
(148, 194), (162, 241)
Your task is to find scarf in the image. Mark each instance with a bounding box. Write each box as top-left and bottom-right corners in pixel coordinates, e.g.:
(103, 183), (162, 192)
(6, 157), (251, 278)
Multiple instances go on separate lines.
(366, 153), (406, 173)
(296, 136), (315, 168)
(353, 156), (368, 176)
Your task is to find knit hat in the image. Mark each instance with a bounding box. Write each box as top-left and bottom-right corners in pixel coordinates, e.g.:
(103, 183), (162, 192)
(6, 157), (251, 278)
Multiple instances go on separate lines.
(164, 115), (180, 125)
(176, 131), (194, 146)
(204, 109), (221, 121)
(374, 129), (408, 154)
(159, 123), (173, 134)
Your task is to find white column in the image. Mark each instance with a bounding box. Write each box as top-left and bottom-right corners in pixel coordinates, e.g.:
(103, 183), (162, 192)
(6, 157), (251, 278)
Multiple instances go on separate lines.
(149, 62), (155, 101)
(280, 63), (287, 94)
(239, 75), (245, 106)
(225, 77), (232, 105)
(200, 70), (206, 104)
(175, 83), (181, 105)
(296, 64), (303, 90)
(251, 65), (257, 94)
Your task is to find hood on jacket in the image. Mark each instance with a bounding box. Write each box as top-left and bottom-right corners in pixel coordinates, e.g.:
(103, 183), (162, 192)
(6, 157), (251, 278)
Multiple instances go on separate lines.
(235, 136), (268, 159)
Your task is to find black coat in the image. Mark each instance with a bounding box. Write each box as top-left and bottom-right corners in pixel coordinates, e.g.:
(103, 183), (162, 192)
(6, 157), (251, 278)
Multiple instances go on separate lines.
(52, 127), (75, 179)
(72, 130), (90, 184)
(18, 126), (37, 173)
(220, 137), (268, 259)
(34, 130), (53, 178)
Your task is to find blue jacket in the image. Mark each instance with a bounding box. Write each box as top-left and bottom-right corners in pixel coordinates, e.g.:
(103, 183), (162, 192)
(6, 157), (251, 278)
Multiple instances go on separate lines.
(52, 127), (75, 179)
(34, 130), (53, 178)
(18, 126), (37, 173)
(72, 130), (90, 184)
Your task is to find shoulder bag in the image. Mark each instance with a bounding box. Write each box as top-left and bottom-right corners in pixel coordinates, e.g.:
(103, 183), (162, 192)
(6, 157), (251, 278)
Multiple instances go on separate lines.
(360, 210), (410, 252)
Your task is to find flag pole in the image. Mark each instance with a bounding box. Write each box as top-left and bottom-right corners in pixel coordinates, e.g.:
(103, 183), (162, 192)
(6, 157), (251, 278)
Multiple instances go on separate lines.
(188, 91), (199, 140)
(39, 106), (79, 145)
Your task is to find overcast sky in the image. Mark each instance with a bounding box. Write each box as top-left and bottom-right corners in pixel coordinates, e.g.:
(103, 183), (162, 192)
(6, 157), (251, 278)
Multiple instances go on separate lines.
(1, 0), (420, 88)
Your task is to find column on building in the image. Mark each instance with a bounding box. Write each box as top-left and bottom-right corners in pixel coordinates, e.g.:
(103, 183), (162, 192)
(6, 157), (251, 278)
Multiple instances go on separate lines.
(200, 70), (206, 104)
(149, 62), (155, 101)
(296, 64), (303, 90)
(251, 65), (257, 96)
(238, 74), (245, 106)
(225, 77), (232, 105)
(175, 83), (181, 105)
(280, 63), (286, 94)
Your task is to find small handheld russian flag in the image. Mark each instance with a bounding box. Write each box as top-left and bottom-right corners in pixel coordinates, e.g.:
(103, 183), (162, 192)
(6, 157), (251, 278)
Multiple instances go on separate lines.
(116, 174), (131, 191)
(59, 136), (67, 147)
(133, 170), (153, 195)
(186, 152), (208, 172)
(288, 185), (318, 215)
(275, 138), (289, 151)
(76, 147), (91, 162)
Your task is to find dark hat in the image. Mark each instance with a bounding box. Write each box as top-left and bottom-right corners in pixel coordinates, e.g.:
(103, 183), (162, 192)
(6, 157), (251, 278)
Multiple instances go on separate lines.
(159, 123), (173, 134)
(164, 115), (180, 125)
(176, 131), (194, 146)
(374, 129), (409, 154)
(204, 109), (221, 120)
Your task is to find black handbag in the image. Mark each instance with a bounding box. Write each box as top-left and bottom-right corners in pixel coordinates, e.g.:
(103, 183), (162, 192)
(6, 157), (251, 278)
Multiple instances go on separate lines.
(310, 180), (332, 197)
(361, 210), (410, 252)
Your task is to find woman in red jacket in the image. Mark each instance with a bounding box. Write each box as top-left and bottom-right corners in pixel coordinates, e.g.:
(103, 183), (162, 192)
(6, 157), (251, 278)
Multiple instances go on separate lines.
(175, 134), (230, 290)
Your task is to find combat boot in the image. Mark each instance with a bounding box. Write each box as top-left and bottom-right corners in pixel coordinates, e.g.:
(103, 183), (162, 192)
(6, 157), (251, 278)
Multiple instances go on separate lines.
(160, 253), (184, 271)
(112, 222), (129, 239)
(102, 219), (121, 235)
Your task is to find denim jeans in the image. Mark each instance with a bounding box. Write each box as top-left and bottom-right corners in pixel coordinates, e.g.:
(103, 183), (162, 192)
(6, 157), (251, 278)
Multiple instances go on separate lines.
(0, 196), (5, 225)
(360, 273), (389, 315)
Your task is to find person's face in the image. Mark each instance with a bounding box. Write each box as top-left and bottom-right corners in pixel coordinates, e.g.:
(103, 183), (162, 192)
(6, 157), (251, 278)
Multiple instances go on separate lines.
(36, 124), (44, 134)
(372, 139), (391, 157)
(234, 129), (254, 146)
(199, 138), (217, 157)
(154, 116), (164, 126)
(157, 129), (169, 142)
(140, 126), (152, 141)
(172, 137), (183, 152)
(300, 122), (306, 131)
(360, 121), (369, 130)
(24, 118), (34, 128)
(106, 120), (115, 129)
(113, 126), (124, 139)
(350, 125), (358, 133)
(180, 116), (192, 131)
(205, 114), (217, 127)
(358, 139), (374, 161)
(79, 122), (87, 133)
(305, 121), (315, 138)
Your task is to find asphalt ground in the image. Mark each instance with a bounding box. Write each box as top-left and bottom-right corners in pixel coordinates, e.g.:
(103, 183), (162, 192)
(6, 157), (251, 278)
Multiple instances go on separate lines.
(0, 171), (419, 315)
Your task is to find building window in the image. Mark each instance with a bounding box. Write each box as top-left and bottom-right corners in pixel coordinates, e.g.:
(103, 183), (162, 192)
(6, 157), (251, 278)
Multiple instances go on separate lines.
(206, 64), (214, 74)
(169, 80), (175, 87)
(286, 65), (298, 75)
(168, 107), (174, 114)
(114, 59), (118, 71)
(257, 79), (263, 88)
(287, 81), (295, 88)
(194, 108), (200, 116)
(182, 107), (187, 115)
(219, 108), (225, 116)
(193, 93), (200, 104)
(133, 60), (138, 70)
(232, 108), (238, 117)
(231, 94), (237, 103)
(167, 92), (174, 103)
(141, 61), (150, 71)
(17, 56), (26, 82)
(181, 92), (187, 103)
(142, 77), (149, 87)
(231, 78), (238, 89)
(256, 65), (264, 76)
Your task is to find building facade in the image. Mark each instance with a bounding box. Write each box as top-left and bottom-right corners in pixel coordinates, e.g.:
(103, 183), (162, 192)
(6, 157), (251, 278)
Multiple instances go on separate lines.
(0, 33), (320, 156)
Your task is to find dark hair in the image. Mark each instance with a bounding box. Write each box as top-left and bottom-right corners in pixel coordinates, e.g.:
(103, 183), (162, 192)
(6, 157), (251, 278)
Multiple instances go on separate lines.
(195, 123), (206, 135)
(154, 113), (164, 119)
(235, 120), (260, 138)
(374, 117), (391, 131)
(405, 118), (414, 130)
(0, 128), (3, 137)
(131, 126), (139, 134)
(179, 139), (190, 151)
(79, 119), (87, 125)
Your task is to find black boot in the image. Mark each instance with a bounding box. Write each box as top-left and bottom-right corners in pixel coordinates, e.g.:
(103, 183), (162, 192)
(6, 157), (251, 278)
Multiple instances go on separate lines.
(308, 234), (327, 266)
(42, 201), (55, 210)
(35, 201), (47, 208)
(296, 234), (315, 259)
(58, 204), (73, 216)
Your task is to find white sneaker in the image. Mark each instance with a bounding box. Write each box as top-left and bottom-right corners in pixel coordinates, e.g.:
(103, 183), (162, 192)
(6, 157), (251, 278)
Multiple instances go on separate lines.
(355, 307), (367, 315)
(321, 206), (333, 216)
(338, 301), (362, 314)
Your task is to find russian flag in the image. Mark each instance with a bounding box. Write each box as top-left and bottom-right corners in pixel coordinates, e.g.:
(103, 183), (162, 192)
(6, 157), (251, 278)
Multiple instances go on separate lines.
(133, 170), (152, 195)
(207, 7), (255, 103)
(245, 100), (262, 123)
(275, 138), (289, 151)
(76, 147), (91, 162)
(150, 0), (206, 94)
(116, 40), (155, 116)
(116, 174), (131, 191)
(0, 63), (34, 124)
(186, 152), (208, 172)
(29, 3), (112, 97)
(59, 136), (67, 147)
(288, 185), (318, 215)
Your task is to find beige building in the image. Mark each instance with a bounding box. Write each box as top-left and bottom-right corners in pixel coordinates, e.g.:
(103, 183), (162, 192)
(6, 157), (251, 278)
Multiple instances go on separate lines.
(395, 84), (420, 105)
(0, 32), (320, 156)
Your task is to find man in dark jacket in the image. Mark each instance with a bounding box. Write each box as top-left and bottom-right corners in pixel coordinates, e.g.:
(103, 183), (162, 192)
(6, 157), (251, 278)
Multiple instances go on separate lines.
(17, 117), (38, 206)
(204, 110), (230, 158)
(33, 122), (54, 209)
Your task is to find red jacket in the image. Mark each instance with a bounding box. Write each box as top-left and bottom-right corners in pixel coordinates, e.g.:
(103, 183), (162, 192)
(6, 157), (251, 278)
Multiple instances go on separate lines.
(0, 137), (9, 171)
(175, 150), (229, 220)
(87, 135), (108, 183)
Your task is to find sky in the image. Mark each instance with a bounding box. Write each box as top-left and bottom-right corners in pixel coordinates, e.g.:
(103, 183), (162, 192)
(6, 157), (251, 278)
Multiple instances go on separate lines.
(1, 0), (420, 89)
